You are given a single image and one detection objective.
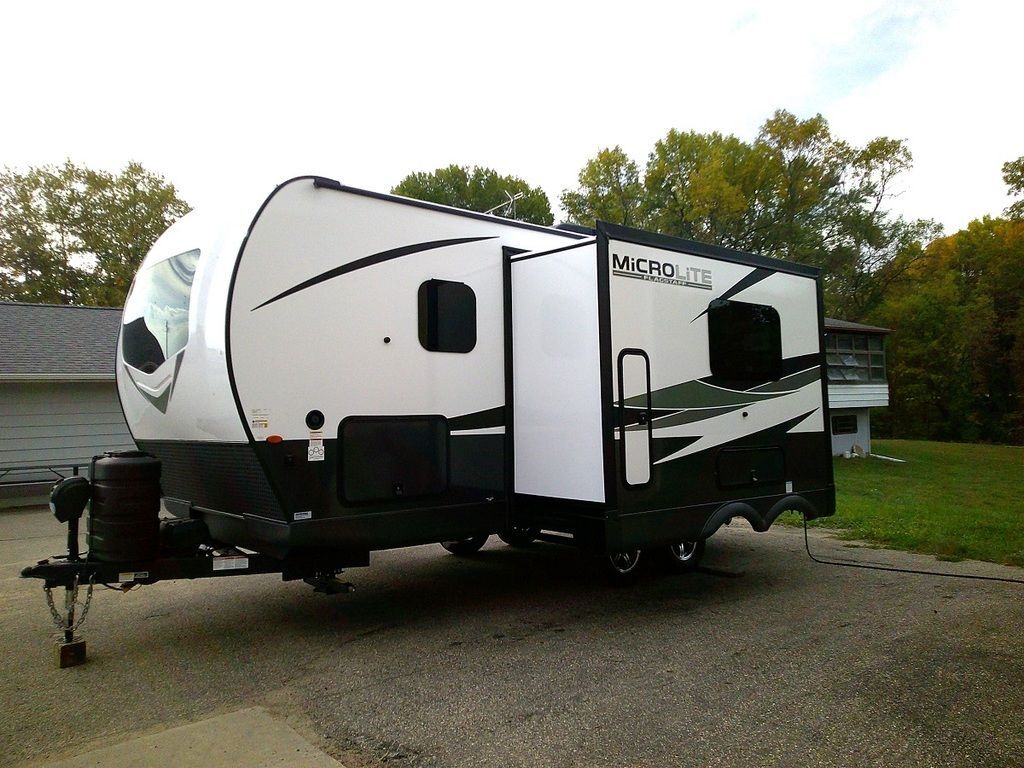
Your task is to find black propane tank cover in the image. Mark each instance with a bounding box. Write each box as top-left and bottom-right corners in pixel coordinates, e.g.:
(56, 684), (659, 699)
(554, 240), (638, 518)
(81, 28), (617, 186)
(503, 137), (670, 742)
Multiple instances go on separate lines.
(88, 451), (162, 563)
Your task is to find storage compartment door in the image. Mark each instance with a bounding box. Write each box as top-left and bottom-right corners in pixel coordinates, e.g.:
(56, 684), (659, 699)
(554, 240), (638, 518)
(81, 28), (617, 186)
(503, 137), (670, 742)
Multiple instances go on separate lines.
(618, 350), (652, 486)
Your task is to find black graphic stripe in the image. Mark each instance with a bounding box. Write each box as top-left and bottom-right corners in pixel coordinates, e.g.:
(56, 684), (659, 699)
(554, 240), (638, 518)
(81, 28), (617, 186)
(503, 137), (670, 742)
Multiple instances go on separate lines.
(748, 367), (820, 393)
(778, 353), (821, 379)
(449, 406), (505, 431)
(252, 236), (497, 310)
(701, 353), (822, 391)
(691, 267), (774, 322)
(625, 403), (748, 432)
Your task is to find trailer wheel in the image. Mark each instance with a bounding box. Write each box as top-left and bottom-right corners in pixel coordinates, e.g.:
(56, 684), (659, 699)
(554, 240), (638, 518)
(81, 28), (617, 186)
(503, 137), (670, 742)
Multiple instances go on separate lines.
(440, 534), (489, 555)
(603, 549), (644, 585)
(498, 526), (538, 548)
(660, 539), (705, 573)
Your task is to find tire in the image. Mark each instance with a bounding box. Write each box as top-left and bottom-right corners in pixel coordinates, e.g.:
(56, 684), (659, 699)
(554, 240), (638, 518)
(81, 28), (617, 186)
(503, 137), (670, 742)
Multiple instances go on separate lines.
(440, 534), (489, 555)
(498, 526), (538, 548)
(603, 549), (644, 586)
(660, 539), (705, 573)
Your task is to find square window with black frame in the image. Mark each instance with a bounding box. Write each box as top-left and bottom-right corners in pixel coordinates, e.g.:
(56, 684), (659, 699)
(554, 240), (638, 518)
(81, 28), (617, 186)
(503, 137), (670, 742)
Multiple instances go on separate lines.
(831, 414), (858, 435)
(418, 279), (476, 353)
(707, 299), (782, 384)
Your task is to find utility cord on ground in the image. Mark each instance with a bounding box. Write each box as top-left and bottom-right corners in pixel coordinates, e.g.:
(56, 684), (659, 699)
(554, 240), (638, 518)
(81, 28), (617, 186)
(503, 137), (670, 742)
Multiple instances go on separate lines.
(802, 516), (1024, 585)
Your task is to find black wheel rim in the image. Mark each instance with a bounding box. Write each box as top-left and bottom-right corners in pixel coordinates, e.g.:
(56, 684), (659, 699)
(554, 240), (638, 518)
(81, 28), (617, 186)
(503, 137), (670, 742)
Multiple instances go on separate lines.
(669, 541), (698, 562)
(609, 550), (641, 574)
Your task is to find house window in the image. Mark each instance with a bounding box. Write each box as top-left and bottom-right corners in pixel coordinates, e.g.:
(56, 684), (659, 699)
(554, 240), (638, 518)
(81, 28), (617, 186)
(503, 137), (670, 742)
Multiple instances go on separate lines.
(826, 333), (885, 383)
(707, 299), (782, 383)
(418, 279), (476, 353)
(831, 414), (858, 435)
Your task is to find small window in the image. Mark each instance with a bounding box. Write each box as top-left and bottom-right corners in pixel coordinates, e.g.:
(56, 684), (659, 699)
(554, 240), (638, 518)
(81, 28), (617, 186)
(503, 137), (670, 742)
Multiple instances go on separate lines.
(831, 414), (858, 435)
(122, 249), (200, 373)
(418, 279), (476, 353)
(707, 299), (782, 383)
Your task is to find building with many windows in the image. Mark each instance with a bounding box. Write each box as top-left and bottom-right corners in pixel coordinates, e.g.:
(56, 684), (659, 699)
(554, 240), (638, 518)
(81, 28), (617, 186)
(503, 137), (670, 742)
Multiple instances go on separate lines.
(824, 317), (891, 456)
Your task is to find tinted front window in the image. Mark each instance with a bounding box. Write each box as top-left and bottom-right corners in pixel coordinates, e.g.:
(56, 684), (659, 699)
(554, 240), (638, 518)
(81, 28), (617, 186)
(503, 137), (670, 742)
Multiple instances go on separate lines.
(121, 249), (199, 373)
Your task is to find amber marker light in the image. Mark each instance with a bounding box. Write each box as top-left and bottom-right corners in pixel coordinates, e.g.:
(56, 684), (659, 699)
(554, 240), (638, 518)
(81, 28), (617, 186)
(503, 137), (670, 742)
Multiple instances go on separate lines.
(266, 435), (283, 444)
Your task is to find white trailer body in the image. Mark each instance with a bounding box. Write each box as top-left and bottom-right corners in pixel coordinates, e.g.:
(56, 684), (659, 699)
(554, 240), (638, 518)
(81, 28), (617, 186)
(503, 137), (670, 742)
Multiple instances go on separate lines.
(116, 177), (834, 560)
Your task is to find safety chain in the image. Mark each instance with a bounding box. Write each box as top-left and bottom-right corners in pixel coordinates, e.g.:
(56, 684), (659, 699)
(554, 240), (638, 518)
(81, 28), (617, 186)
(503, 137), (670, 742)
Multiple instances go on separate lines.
(44, 573), (95, 635)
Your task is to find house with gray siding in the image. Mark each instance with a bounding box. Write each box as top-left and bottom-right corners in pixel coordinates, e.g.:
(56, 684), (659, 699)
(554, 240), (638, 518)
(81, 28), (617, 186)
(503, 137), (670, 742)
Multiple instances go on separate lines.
(0, 302), (135, 503)
(824, 317), (891, 456)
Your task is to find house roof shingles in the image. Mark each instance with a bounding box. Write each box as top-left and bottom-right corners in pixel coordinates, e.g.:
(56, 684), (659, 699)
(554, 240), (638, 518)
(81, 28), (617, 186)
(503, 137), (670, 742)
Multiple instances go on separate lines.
(0, 302), (123, 378)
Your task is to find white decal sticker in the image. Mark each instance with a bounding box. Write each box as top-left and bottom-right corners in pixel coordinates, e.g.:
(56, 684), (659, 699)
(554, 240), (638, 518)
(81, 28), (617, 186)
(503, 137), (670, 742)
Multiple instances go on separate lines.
(250, 408), (270, 430)
(212, 556), (249, 571)
(294, 510), (312, 521)
(307, 431), (325, 462)
(785, 480), (793, 493)
(118, 571), (149, 582)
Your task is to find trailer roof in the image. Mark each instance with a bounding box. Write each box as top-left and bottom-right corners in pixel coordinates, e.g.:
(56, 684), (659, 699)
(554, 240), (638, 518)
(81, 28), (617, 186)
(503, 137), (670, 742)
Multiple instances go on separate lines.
(597, 221), (822, 279)
(310, 177), (587, 240)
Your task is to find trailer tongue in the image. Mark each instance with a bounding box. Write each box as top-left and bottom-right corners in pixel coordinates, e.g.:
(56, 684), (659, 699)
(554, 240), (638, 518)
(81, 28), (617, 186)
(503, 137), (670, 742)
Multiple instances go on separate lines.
(22, 451), (363, 667)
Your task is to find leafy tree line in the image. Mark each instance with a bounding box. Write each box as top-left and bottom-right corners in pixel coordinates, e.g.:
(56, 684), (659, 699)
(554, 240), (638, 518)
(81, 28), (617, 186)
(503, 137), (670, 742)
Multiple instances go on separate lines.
(872, 213), (1024, 443)
(0, 161), (189, 307)
(558, 111), (941, 321)
(391, 165), (553, 225)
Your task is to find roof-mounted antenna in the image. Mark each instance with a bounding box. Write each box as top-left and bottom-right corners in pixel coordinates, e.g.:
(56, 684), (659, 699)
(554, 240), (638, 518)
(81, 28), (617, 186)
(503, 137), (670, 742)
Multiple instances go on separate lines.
(484, 190), (524, 219)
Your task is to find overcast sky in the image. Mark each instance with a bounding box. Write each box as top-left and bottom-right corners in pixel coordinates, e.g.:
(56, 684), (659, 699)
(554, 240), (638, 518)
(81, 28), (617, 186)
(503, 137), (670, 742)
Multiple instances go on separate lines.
(1, 0), (1020, 234)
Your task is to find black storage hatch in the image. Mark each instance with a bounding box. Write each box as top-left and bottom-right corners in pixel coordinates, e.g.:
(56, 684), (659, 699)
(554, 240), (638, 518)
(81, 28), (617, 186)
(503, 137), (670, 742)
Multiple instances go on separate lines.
(716, 447), (785, 488)
(338, 416), (449, 503)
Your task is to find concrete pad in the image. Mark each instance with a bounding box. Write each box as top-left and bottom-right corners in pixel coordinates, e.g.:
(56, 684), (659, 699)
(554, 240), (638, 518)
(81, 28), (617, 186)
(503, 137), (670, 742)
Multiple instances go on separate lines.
(33, 707), (344, 768)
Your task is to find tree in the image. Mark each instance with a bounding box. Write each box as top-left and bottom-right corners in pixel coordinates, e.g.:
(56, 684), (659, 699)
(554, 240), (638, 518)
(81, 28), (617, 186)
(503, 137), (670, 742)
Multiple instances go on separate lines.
(560, 110), (939, 322)
(873, 216), (1024, 443)
(642, 129), (774, 250)
(1003, 155), (1024, 219)
(560, 147), (646, 228)
(0, 160), (190, 306)
(392, 165), (553, 225)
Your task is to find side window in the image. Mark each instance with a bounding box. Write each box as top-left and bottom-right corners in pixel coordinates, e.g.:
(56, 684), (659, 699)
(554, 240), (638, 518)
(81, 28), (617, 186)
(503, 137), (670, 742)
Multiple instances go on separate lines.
(707, 299), (782, 383)
(831, 414), (858, 435)
(418, 279), (476, 353)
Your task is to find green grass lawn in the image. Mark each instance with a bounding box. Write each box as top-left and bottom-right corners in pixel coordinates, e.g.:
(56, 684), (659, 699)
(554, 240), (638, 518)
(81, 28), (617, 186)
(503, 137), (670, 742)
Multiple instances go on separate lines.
(795, 439), (1024, 567)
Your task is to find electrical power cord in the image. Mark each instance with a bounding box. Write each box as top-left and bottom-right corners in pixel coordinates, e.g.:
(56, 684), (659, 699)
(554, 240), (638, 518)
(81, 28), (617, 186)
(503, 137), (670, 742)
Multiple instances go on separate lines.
(802, 516), (1024, 585)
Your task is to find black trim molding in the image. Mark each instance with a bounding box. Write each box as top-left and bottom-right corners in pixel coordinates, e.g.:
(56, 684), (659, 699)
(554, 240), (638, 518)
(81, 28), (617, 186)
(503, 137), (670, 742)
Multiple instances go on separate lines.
(598, 221), (821, 279)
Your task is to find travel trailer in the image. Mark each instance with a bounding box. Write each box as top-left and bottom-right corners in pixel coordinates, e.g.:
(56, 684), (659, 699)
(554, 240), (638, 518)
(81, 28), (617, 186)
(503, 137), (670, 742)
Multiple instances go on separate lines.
(25, 176), (835, 662)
